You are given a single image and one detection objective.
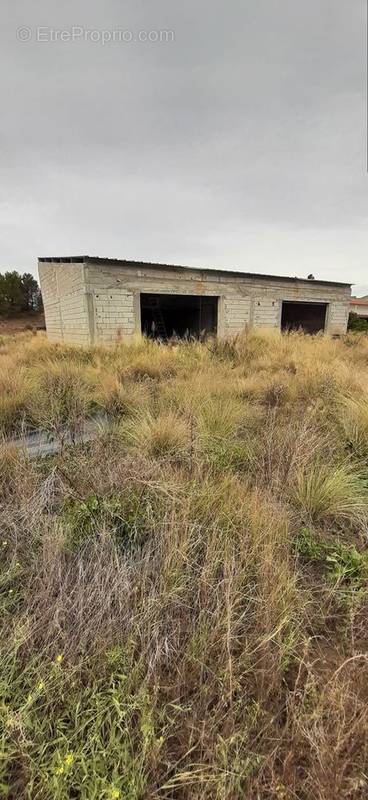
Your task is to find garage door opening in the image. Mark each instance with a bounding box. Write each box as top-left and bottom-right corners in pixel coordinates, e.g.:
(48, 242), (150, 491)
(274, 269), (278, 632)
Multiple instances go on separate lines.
(281, 301), (327, 334)
(141, 293), (218, 339)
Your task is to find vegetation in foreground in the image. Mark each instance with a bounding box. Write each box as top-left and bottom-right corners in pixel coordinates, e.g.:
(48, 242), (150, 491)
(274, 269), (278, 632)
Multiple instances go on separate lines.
(1, 330), (368, 799)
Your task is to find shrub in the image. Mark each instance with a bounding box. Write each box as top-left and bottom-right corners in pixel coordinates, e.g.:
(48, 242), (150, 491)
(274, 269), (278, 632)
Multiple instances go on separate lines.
(348, 311), (368, 333)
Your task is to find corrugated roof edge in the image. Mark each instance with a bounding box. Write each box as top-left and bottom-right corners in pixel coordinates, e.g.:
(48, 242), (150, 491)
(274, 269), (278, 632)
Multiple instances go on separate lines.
(37, 256), (352, 287)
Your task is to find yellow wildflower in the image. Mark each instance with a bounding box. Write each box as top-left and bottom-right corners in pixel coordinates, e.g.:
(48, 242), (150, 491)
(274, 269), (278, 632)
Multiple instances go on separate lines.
(64, 753), (74, 766)
(37, 681), (45, 691)
(110, 790), (120, 800)
(55, 654), (63, 664)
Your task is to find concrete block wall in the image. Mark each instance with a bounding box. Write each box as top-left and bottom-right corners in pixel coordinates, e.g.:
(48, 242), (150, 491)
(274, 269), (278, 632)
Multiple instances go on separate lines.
(38, 262), (90, 344)
(38, 263), (61, 341)
(93, 289), (135, 344)
(85, 263), (225, 343)
(252, 297), (280, 328)
(327, 302), (350, 335)
(223, 297), (251, 335)
(39, 258), (351, 345)
(85, 262), (350, 341)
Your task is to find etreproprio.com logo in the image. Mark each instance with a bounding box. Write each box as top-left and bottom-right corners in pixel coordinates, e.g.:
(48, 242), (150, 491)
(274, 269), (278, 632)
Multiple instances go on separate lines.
(16, 26), (175, 45)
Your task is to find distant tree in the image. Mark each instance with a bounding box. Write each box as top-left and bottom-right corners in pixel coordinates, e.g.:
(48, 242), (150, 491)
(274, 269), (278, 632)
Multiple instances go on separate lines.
(348, 312), (368, 333)
(21, 273), (43, 312)
(0, 271), (43, 317)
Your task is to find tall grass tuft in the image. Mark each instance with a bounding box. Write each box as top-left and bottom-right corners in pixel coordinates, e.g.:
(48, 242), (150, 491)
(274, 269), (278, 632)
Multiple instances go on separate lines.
(27, 360), (95, 438)
(291, 461), (368, 529)
(124, 409), (190, 459)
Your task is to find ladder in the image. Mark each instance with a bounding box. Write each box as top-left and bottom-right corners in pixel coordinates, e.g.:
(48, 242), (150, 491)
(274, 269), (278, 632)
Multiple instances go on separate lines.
(144, 296), (167, 339)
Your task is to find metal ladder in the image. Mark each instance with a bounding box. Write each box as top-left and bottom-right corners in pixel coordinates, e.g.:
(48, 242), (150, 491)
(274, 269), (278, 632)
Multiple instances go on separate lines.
(144, 296), (167, 338)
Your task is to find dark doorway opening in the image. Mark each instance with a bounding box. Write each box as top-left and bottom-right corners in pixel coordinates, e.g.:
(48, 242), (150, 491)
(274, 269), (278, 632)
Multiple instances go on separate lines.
(140, 293), (218, 339)
(281, 301), (327, 334)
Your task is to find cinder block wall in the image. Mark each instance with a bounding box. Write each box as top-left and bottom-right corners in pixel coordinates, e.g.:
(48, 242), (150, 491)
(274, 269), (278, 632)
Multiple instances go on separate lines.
(38, 262), (91, 344)
(85, 261), (350, 342)
(39, 258), (351, 345)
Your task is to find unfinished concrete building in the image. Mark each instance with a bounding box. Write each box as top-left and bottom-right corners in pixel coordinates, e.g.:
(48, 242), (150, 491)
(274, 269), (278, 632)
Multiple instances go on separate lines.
(38, 256), (351, 345)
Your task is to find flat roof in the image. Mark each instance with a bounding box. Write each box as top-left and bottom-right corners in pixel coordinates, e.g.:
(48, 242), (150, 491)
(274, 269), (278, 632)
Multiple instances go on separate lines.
(38, 255), (351, 288)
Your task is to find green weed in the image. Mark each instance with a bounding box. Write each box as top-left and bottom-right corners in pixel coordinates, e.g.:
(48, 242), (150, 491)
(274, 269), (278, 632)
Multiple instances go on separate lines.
(296, 527), (368, 588)
(62, 490), (154, 550)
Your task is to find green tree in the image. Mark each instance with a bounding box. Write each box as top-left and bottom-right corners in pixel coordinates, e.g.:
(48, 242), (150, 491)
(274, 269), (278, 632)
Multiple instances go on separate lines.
(348, 312), (368, 333)
(0, 271), (43, 316)
(21, 273), (43, 312)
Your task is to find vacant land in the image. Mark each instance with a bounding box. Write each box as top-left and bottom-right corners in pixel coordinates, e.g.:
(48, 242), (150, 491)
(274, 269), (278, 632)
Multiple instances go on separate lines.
(1, 330), (368, 799)
(0, 312), (45, 335)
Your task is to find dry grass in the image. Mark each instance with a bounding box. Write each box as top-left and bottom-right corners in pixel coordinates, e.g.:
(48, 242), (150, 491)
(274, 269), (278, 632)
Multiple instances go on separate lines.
(1, 329), (368, 799)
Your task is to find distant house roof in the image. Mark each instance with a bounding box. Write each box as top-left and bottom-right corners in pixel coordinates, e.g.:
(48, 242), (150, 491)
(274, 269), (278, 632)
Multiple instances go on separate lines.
(38, 256), (352, 288)
(350, 297), (368, 306)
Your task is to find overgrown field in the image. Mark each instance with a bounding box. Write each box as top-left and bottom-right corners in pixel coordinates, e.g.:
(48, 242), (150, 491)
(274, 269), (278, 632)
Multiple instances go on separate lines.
(1, 330), (368, 799)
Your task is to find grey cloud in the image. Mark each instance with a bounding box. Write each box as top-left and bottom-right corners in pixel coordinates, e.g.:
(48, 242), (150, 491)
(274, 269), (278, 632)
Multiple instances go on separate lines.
(0, 0), (366, 287)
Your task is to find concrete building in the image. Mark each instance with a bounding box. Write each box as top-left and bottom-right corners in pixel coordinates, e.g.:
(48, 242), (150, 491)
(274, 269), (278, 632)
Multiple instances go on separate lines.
(350, 296), (368, 320)
(38, 256), (351, 345)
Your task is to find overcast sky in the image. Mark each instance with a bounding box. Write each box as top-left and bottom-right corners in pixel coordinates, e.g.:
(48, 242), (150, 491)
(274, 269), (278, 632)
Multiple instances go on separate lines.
(1, 1), (367, 292)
